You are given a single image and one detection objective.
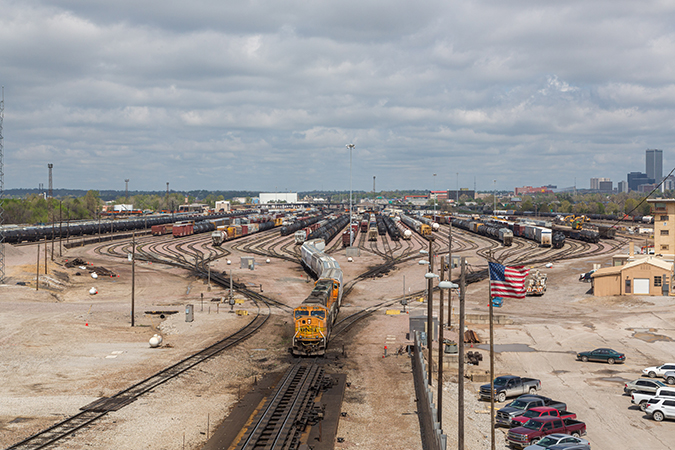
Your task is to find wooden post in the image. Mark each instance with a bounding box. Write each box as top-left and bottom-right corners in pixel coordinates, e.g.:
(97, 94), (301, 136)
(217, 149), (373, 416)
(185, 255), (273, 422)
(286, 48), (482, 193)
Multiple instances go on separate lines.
(44, 241), (47, 274)
(36, 244), (40, 291)
(489, 268), (495, 450)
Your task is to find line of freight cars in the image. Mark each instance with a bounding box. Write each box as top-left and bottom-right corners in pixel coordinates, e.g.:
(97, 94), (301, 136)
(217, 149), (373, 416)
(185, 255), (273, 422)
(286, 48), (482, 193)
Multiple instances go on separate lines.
(382, 214), (402, 241)
(2, 210), (254, 245)
(452, 219), (514, 246)
(509, 217), (600, 244)
(308, 215), (350, 245)
(400, 214), (432, 238)
(453, 218), (565, 248)
(491, 210), (654, 224)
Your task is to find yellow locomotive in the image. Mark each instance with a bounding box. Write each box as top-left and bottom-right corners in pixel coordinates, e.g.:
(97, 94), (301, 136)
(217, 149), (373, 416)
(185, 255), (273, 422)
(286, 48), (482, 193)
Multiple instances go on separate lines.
(292, 239), (343, 356)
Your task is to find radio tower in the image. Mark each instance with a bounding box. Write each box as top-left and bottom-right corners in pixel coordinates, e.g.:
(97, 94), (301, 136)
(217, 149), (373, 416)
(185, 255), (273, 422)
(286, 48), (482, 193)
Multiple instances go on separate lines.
(125, 179), (129, 202)
(0, 86), (5, 283)
(48, 164), (53, 198)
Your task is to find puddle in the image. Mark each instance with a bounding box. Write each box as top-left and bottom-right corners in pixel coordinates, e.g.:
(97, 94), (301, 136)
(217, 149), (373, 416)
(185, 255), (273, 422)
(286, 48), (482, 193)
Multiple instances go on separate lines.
(475, 343), (535, 353)
(626, 327), (672, 342)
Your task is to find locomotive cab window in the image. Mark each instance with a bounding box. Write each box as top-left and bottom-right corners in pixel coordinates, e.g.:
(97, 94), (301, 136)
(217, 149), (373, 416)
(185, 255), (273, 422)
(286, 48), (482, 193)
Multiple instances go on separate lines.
(294, 310), (309, 319)
(311, 310), (326, 319)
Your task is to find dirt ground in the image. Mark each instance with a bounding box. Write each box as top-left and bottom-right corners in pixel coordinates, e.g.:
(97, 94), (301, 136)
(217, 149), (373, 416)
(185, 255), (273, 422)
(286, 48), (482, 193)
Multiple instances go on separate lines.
(1, 230), (674, 450)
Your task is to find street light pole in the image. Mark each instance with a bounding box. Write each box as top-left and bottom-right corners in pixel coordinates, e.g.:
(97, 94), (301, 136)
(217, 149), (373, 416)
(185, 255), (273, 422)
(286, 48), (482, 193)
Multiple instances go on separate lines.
(346, 144), (355, 247)
(427, 238), (434, 386)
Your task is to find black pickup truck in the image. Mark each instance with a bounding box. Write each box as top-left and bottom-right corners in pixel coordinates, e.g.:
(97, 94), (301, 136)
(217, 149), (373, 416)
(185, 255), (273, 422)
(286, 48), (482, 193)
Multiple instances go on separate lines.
(495, 395), (568, 427)
(480, 375), (542, 403)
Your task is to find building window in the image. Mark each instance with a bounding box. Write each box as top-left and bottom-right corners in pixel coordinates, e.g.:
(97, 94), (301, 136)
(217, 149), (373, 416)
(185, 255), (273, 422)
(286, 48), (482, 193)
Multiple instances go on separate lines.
(655, 276), (662, 287)
(661, 245), (669, 250)
(661, 230), (670, 236)
(661, 215), (669, 221)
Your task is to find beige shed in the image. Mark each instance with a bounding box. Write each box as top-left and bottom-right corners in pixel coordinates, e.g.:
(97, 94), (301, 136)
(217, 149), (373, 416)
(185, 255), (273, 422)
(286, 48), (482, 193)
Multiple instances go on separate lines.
(592, 257), (673, 297)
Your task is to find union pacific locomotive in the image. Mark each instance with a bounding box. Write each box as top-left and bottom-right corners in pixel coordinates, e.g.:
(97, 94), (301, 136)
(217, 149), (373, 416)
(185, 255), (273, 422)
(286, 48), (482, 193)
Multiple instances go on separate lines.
(292, 239), (343, 356)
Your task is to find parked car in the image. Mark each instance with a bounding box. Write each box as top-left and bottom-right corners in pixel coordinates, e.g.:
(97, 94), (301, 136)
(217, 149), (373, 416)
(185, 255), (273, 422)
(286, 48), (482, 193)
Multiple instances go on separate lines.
(523, 434), (590, 450)
(509, 406), (576, 428)
(645, 397), (675, 421)
(507, 417), (586, 449)
(631, 386), (675, 411)
(480, 375), (542, 403)
(642, 363), (675, 378)
(496, 395), (567, 427)
(665, 371), (675, 385)
(624, 378), (667, 395)
(579, 269), (596, 282)
(576, 348), (625, 364)
(547, 444), (591, 450)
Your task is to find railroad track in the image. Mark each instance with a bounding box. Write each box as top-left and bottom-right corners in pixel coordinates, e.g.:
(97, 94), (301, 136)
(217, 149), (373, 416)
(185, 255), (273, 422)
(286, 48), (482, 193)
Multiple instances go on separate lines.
(233, 362), (331, 450)
(7, 289), (270, 450)
(7, 232), (296, 450)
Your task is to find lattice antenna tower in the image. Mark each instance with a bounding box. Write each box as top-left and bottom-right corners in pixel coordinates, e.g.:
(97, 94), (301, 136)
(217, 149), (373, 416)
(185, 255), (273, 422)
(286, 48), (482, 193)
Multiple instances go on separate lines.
(0, 86), (5, 283)
(48, 163), (53, 198)
(125, 179), (129, 202)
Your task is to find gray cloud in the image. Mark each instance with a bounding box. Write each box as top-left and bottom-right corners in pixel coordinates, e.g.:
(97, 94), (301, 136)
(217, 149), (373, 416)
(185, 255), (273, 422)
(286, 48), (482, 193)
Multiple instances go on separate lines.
(1, 0), (675, 193)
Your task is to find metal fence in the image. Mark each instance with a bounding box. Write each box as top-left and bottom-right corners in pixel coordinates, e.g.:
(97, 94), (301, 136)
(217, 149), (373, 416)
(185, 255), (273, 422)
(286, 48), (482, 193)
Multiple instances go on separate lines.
(411, 331), (447, 450)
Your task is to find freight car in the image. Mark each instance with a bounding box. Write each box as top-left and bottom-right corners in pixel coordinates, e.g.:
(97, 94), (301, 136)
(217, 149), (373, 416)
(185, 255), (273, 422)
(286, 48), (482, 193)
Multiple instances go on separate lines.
(173, 221), (194, 238)
(341, 223), (359, 247)
(396, 221), (413, 240)
(292, 239), (343, 356)
(361, 213), (370, 232)
(551, 225), (600, 243)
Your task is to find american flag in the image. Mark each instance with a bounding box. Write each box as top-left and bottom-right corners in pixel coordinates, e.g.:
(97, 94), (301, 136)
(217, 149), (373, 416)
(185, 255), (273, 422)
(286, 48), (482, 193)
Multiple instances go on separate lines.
(489, 262), (529, 299)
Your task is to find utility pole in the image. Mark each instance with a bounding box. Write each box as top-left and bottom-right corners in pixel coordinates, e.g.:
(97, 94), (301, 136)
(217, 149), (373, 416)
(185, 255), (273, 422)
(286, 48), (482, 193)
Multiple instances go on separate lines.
(0, 86), (5, 283)
(437, 255), (445, 424)
(458, 257), (466, 450)
(131, 232), (135, 327)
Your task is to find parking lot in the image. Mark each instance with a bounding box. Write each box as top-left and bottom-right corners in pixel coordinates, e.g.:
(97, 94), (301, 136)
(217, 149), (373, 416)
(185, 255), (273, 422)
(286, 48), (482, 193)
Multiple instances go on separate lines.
(465, 256), (675, 449)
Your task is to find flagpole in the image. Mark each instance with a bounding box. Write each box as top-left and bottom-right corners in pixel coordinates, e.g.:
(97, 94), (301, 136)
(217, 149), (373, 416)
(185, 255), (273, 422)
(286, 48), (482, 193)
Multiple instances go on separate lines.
(489, 260), (495, 450)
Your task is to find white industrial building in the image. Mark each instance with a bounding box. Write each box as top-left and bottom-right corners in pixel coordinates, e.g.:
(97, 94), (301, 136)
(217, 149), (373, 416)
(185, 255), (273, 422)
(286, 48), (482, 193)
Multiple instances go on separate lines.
(259, 192), (298, 204)
(215, 200), (231, 212)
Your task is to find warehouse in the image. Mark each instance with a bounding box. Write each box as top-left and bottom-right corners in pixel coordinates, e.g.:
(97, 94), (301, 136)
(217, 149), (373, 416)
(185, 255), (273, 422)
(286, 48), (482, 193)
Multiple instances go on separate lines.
(592, 257), (673, 296)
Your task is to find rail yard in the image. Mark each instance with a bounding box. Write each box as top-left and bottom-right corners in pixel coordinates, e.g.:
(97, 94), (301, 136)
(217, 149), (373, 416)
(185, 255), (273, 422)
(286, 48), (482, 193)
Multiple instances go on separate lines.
(2, 208), (675, 450)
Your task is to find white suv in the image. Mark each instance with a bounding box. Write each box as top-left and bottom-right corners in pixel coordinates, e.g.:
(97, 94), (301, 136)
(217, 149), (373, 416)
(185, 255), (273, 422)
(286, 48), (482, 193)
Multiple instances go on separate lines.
(645, 397), (675, 421)
(643, 363), (675, 378)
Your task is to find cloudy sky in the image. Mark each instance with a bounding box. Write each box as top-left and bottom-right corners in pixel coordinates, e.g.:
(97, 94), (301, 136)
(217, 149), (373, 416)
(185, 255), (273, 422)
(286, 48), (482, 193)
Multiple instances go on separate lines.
(1, 1), (675, 193)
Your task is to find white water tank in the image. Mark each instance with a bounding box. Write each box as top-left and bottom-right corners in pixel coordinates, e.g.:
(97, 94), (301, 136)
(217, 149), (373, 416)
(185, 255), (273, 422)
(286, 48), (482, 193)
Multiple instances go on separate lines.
(91, 272), (98, 279)
(89, 287), (98, 295)
(149, 334), (163, 348)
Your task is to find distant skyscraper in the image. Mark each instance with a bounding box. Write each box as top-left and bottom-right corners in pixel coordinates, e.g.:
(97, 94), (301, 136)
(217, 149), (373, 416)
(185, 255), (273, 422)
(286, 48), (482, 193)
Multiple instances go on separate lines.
(590, 177), (609, 190)
(618, 180), (628, 193)
(646, 149), (663, 182)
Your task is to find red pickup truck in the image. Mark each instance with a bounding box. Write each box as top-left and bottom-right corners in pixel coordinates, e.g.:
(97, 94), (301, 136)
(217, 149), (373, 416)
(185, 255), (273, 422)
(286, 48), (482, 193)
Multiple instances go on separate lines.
(507, 416), (586, 448)
(508, 406), (577, 428)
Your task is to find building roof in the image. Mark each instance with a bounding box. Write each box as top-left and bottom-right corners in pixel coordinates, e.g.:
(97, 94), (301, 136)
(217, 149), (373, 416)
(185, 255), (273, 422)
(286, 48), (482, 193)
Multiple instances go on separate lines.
(593, 257), (673, 279)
